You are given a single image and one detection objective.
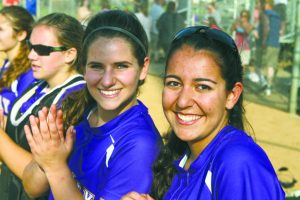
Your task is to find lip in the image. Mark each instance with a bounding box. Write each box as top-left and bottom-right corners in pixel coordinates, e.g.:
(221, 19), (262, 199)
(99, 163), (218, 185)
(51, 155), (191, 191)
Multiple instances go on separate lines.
(99, 89), (121, 98)
(175, 112), (201, 125)
(31, 64), (41, 71)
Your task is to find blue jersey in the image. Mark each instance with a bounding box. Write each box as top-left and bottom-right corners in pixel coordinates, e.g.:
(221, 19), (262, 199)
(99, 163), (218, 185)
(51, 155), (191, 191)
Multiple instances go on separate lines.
(0, 74), (86, 200)
(164, 126), (285, 200)
(49, 101), (162, 200)
(0, 61), (36, 115)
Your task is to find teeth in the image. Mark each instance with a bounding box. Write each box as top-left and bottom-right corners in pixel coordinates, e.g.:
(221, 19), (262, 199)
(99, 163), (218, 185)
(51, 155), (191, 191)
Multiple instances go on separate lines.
(100, 90), (119, 96)
(177, 113), (200, 122)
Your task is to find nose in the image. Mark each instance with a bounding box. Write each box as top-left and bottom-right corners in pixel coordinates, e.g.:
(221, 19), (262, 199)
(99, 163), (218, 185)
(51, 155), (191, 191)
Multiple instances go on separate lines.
(176, 86), (194, 109)
(101, 69), (115, 87)
(28, 48), (38, 60)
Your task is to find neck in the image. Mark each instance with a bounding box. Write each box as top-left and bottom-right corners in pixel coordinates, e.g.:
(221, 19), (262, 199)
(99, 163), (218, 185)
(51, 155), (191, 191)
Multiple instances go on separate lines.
(90, 98), (138, 127)
(188, 116), (228, 163)
(47, 69), (77, 89)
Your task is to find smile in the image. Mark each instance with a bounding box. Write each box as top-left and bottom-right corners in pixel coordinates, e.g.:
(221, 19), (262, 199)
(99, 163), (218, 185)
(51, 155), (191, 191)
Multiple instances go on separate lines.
(100, 89), (121, 97)
(177, 113), (201, 123)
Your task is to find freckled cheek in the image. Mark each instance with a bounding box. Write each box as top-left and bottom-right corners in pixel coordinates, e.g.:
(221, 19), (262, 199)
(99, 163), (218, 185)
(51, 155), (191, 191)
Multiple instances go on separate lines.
(201, 96), (222, 113)
(84, 70), (101, 85)
(162, 89), (177, 109)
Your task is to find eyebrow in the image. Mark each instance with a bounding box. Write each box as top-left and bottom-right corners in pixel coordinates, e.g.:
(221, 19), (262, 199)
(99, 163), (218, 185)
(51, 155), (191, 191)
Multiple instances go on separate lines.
(114, 61), (132, 65)
(86, 61), (132, 66)
(165, 74), (217, 84)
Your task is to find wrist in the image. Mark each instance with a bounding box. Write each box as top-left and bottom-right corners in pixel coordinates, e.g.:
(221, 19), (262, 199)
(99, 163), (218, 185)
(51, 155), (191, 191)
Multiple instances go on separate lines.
(43, 161), (69, 177)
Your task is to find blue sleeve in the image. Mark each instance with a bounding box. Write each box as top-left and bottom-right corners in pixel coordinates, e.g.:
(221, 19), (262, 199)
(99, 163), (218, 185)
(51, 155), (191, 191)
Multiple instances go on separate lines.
(100, 130), (161, 199)
(211, 142), (285, 200)
(0, 69), (35, 114)
(16, 69), (36, 95)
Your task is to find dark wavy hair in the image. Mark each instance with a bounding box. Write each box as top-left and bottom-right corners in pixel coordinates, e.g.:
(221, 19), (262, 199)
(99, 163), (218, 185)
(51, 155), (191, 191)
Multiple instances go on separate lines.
(151, 27), (252, 199)
(0, 6), (34, 91)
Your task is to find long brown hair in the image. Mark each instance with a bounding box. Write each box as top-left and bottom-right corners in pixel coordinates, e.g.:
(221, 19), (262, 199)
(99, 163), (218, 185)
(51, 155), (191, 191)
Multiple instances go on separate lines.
(33, 13), (86, 128)
(0, 6), (34, 91)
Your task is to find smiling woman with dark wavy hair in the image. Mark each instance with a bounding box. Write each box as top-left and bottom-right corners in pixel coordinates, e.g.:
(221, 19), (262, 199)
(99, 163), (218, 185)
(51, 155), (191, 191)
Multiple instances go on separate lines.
(122, 26), (285, 200)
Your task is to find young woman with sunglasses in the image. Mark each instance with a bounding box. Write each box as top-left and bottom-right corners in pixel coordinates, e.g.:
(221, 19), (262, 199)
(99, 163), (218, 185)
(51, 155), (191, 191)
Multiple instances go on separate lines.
(122, 26), (285, 199)
(0, 13), (85, 200)
(22, 10), (162, 200)
(0, 6), (36, 117)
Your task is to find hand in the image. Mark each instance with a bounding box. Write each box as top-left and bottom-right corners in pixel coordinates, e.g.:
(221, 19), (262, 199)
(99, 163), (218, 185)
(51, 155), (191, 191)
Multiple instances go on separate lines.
(121, 192), (154, 200)
(24, 105), (76, 172)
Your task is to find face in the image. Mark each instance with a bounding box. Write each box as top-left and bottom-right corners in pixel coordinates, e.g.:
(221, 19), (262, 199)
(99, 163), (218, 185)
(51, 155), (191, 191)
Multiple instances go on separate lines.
(85, 36), (148, 116)
(163, 45), (238, 150)
(28, 25), (70, 87)
(0, 15), (19, 54)
(208, 5), (214, 13)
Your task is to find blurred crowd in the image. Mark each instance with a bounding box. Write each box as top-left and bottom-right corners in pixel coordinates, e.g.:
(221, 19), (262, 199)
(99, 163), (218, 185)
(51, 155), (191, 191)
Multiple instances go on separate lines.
(0, 0), (291, 98)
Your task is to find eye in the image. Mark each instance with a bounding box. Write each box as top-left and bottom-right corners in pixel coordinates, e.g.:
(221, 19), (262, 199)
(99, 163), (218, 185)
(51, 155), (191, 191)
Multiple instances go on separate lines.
(87, 63), (104, 71)
(196, 84), (211, 91)
(115, 63), (128, 69)
(165, 80), (181, 88)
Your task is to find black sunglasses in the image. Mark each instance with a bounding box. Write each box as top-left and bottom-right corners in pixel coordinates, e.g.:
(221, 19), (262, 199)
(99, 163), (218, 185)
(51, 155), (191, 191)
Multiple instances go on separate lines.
(173, 26), (237, 51)
(26, 40), (67, 56)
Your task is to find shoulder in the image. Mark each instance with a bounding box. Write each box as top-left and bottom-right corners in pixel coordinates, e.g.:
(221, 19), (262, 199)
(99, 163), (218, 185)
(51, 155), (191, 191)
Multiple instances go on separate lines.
(210, 128), (280, 186)
(118, 125), (162, 151)
(208, 128), (284, 198)
(115, 107), (162, 153)
(120, 102), (159, 136)
(213, 130), (270, 169)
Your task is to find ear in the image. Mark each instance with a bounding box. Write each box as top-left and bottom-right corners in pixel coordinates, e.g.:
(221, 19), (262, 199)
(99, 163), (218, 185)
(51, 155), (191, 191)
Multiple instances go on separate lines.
(16, 30), (27, 42)
(64, 47), (77, 64)
(139, 56), (150, 81)
(225, 82), (243, 110)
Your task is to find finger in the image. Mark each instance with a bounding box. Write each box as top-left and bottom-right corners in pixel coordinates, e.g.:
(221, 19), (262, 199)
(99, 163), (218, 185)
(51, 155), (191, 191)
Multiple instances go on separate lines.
(56, 109), (64, 140)
(41, 106), (49, 117)
(48, 108), (60, 142)
(38, 110), (52, 141)
(50, 105), (64, 141)
(65, 126), (75, 153)
(24, 124), (37, 154)
(145, 194), (155, 200)
(28, 115), (43, 145)
(49, 105), (57, 121)
(34, 116), (39, 125)
(121, 192), (147, 200)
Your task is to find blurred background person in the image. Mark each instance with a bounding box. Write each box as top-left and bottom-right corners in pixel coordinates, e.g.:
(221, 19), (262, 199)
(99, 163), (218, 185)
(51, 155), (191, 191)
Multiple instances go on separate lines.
(100, 0), (111, 12)
(252, 0), (268, 88)
(0, 6), (36, 118)
(204, 16), (221, 30)
(261, 0), (281, 96)
(274, 0), (287, 35)
(77, 0), (92, 26)
(157, 1), (185, 59)
(2, 0), (19, 6)
(204, 2), (222, 27)
(230, 9), (257, 83)
(135, 1), (152, 43)
(150, 0), (165, 62)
